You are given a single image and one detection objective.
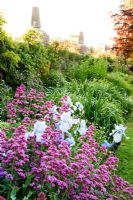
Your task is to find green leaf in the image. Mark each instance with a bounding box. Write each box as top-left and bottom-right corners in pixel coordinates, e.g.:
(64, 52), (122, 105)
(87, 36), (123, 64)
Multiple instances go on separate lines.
(22, 174), (34, 189)
(22, 191), (33, 200)
(10, 187), (18, 200)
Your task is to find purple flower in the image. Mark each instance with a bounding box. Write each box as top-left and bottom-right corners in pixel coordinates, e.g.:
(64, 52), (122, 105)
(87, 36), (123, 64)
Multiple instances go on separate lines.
(6, 174), (14, 181)
(0, 169), (6, 177)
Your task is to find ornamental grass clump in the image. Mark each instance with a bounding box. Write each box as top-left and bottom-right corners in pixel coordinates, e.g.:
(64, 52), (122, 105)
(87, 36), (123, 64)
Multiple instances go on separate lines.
(0, 85), (132, 199)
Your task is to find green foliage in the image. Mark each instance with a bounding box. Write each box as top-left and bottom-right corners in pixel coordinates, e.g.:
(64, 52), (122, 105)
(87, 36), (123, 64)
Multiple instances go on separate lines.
(0, 15), (81, 91)
(106, 56), (116, 72)
(116, 113), (133, 184)
(45, 79), (133, 134)
(1, 50), (20, 86)
(0, 22), (50, 89)
(84, 57), (108, 80)
(46, 41), (82, 71)
(113, 56), (128, 73)
(23, 29), (44, 44)
(107, 72), (133, 95)
(18, 29), (50, 77)
(105, 56), (131, 73)
(44, 70), (66, 87)
(93, 128), (106, 145)
(0, 121), (11, 129)
(65, 57), (108, 81)
(0, 14), (21, 88)
(0, 80), (13, 121)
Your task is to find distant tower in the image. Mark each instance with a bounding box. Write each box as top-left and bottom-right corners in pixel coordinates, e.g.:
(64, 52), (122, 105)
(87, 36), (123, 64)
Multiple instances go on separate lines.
(79, 32), (84, 45)
(70, 32), (84, 45)
(30, 6), (49, 46)
(31, 7), (41, 29)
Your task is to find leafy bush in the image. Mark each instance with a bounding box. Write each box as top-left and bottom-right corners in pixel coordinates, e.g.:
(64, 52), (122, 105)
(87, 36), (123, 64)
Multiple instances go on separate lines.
(86, 57), (108, 80)
(0, 15), (21, 89)
(44, 70), (66, 87)
(65, 57), (108, 81)
(0, 81), (13, 121)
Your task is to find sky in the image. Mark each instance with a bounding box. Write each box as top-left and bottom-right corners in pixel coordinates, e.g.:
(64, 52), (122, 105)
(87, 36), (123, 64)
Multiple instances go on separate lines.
(0, 0), (121, 47)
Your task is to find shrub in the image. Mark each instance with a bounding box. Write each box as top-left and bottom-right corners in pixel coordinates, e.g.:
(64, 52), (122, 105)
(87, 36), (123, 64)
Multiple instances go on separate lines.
(65, 57), (108, 81)
(44, 70), (66, 87)
(0, 81), (13, 121)
(86, 57), (108, 80)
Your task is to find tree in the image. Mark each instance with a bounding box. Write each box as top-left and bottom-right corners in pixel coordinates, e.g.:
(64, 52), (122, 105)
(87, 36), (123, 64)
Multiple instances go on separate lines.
(0, 13), (20, 87)
(112, 5), (133, 59)
(17, 29), (50, 79)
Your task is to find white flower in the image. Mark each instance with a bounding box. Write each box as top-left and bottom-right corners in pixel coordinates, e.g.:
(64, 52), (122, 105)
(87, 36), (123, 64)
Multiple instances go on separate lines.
(25, 132), (34, 140)
(67, 96), (73, 106)
(71, 118), (80, 125)
(61, 112), (71, 123)
(50, 105), (58, 113)
(33, 121), (47, 134)
(33, 121), (47, 142)
(65, 132), (75, 147)
(50, 105), (59, 120)
(2, 153), (6, 157)
(110, 124), (128, 143)
(36, 132), (44, 142)
(78, 120), (87, 135)
(114, 124), (127, 134)
(75, 102), (84, 111)
(59, 121), (70, 133)
(113, 133), (123, 143)
(59, 112), (72, 132)
(59, 112), (80, 133)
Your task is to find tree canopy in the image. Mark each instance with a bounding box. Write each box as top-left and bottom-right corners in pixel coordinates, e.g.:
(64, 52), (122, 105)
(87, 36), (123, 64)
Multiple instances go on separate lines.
(112, 5), (133, 59)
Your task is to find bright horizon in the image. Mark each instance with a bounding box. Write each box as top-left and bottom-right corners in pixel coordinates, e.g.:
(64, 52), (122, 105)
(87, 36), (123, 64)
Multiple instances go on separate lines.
(0, 0), (121, 47)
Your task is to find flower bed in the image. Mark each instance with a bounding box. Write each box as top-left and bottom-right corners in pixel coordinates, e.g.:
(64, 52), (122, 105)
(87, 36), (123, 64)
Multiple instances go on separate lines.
(0, 85), (133, 199)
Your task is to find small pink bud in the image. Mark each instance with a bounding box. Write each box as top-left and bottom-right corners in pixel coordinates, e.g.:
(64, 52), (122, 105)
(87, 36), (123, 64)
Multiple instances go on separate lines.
(37, 192), (47, 200)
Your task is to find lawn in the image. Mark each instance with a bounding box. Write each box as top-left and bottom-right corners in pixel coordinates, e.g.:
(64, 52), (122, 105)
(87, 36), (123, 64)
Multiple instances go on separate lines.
(116, 113), (133, 184)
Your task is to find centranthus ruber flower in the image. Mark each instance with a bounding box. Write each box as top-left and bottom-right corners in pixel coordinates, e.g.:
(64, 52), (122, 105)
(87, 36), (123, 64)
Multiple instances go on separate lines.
(0, 85), (132, 200)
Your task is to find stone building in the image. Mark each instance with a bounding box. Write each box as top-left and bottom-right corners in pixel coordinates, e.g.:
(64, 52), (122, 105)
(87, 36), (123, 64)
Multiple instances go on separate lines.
(70, 32), (88, 54)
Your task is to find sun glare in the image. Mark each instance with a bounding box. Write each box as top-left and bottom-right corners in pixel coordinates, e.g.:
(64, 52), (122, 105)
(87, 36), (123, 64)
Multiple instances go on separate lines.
(0, 0), (121, 46)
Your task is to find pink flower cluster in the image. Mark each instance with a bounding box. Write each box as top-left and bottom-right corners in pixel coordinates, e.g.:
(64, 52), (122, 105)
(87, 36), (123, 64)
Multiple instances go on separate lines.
(0, 124), (133, 199)
(7, 84), (45, 124)
(0, 85), (132, 199)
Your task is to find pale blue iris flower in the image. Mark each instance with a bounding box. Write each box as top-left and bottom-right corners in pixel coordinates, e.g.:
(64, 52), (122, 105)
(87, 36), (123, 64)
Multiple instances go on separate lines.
(78, 119), (87, 135)
(65, 132), (75, 147)
(110, 124), (128, 143)
(75, 102), (84, 111)
(33, 121), (47, 142)
(101, 140), (115, 149)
